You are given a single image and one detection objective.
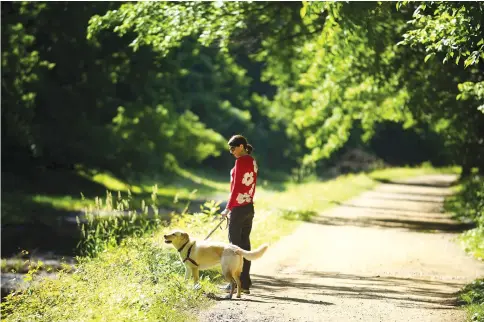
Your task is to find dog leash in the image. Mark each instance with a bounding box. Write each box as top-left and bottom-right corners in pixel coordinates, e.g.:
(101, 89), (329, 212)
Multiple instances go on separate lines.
(204, 216), (228, 240)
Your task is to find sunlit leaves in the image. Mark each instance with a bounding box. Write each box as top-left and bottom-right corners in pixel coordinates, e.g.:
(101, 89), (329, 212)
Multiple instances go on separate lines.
(400, 2), (484, 68)
(457, 81), (484, 115)
(267, 2), (418, 164)
(457, 81), (484, 101)
(424, 52), (435, 62)
(88, 2), (249, 57)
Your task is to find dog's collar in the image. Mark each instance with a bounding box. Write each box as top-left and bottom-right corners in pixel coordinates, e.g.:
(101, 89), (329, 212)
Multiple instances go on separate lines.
(183, 242), (199, 267)
(177, 240), (189, 252)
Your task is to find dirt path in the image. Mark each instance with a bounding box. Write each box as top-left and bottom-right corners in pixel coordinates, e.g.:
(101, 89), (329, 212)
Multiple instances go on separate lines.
(199, 174), (484, 322)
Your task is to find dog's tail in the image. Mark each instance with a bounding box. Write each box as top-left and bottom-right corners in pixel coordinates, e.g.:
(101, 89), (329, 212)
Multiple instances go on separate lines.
(236, 244), (268, 261)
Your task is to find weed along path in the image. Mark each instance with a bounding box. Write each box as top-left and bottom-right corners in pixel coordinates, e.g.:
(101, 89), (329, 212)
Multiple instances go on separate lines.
(198, 174), (484, 322)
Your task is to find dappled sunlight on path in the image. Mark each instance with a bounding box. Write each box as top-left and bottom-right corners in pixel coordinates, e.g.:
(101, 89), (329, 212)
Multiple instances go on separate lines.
(199, 174), (484, 322)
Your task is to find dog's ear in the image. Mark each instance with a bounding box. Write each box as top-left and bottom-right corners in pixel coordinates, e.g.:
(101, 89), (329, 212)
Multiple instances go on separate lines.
(182, 232), (189, 239)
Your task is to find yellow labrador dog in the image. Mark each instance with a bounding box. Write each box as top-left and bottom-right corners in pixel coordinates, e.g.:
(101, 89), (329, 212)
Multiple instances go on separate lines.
(163, 229), (268, 299)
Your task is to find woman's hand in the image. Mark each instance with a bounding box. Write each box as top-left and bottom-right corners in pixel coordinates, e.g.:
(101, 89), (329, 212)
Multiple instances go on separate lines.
(221, 208), (230, 219)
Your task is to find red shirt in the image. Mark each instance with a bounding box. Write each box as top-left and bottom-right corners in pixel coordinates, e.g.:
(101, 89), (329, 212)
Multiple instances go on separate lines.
(227, 154), (258, 210)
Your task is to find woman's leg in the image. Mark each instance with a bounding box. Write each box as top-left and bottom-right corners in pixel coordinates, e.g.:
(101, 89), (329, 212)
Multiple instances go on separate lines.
(239, 213), (253, 289)
(228, 204), (254, 290)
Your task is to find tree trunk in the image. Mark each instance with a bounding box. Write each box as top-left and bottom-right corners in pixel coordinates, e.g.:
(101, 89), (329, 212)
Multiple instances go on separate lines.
(460, 164), (472, 179)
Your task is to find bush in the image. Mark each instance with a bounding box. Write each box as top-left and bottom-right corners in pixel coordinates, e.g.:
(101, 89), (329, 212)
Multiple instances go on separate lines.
(460, 227), (484, 260)
(445, 174), (484, 227)
(445, 174), (484, 260)
(458, 279), (484, 322)
(446, 174), (484, 321)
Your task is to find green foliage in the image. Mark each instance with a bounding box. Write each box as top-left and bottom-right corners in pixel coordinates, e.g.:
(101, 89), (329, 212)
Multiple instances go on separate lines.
(1, 187), (231, 320)
(269, 2), (417, 165)
(458, 279), (484, 322)
(86, 2), (311, 172)
(199, 199), (222, 217)
(445, 174), (484, 260)
(278, 209), (317, 222)
(458, 81), (484, 113)
(294, 2), (484, 170)
(6, 1), (480, 182)
(399, 2), (483, 68)
(445, 174), (484, 227)
(76, 183), (222, 257)
(460, 228), (484, 261)
(76, 188), (164, 257)
(1, 3), (53, 162)
(2, 257), (72, 275)
(395, 2), (484, 171)
(1, 235), (216, 322)
(276, 2), (484, 171)
(1, 2), (258, 180)
(87, 2), (247, 56)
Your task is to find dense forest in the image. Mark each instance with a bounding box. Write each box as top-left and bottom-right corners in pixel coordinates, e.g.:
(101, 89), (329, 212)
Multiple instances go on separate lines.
(3, 2), (482, 183)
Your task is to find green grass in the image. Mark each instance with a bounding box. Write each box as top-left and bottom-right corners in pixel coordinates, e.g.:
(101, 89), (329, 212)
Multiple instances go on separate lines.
(89, 167), (228, 199)
(368, 162), (460, 181)
(256, 163), (460, 219)
(1, 164), (461, 321)
(1, 212), (223, 322)
(1, 167), (228, 225)
(81, 168), (228, 210)
(31, 195), (92, 211)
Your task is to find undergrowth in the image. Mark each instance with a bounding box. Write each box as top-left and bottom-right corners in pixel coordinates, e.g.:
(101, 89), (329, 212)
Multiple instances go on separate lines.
(444, 173), (483, 260)
(445, 173), (484, 322)
(458, 279), (484, 322)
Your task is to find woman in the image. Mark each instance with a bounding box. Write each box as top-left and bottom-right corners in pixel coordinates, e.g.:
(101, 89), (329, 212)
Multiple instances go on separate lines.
(221, 134), (258, 294)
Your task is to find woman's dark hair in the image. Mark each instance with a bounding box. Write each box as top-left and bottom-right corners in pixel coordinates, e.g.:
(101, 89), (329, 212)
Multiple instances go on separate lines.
(228, 134), (253, 154)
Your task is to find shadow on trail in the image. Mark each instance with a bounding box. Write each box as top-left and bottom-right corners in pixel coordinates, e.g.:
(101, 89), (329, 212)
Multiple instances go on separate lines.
(328, 201), (442, 214)
(252, 272), (461, 309)
(310, 213), (474, 233)
(372, 178), (457, 188)
(307, 176), (473, 233)
(377, 190), (452, 198)
(363, 194), (444, 204)
(207, 294), (274, 303)
(254, 293), (334, 306)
